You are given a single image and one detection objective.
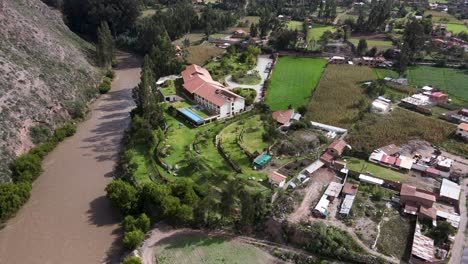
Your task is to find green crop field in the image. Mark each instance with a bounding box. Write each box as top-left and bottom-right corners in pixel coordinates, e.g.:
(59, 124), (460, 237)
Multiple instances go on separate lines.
(349, 38), (394, 50)
(425, 10), (462, 24)
(407, 66), (468, 101)
(345, 157), (406, 182)
(306, 64), (376, 128)
(446, 23), (468, 33)
(266, 57), (327, 110)
(154, 234), (278, 264)
(288, 20), (303, 30)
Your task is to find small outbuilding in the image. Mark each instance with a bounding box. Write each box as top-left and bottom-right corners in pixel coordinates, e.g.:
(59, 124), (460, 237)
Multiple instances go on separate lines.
(268, 171), (287, 188)
(439, 179), (461, 205)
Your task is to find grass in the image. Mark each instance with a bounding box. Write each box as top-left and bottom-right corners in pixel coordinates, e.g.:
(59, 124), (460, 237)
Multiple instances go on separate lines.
(154, 234), (276, 264)
(407, 66), (468, 101)
(266, 57), (327, 110)
(159, 80), (177, 96)
(374, 68), (400, 79)
(172, 33), (206, 46)
(376, 213), (414, 260)
(307, 24), (335, 42)
(186, 43), (224, 66)
(349, 38), (394, 50)
(139, 8), (156, 19)
(232, 71), (261, 85)
(425, 10), (463, 24)
(306, 64), (376, 128)
(345, 157), (406, 182)
(446, 23), (468, 34)
(210, 33), (230, 39)
(172, 101), (210, 118)
(288, 20), (303, 30)
(219, 115), (268, 179)
(239, 16), (260, 25)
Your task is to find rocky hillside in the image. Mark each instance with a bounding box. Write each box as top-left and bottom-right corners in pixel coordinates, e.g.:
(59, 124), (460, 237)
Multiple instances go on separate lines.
(0, 0), (100, 182)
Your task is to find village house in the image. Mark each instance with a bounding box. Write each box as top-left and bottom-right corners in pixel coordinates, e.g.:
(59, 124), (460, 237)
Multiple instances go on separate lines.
(456, 123), (468, 140)
(271, 109), (296, 126)
(268, 171), (287, 188)
(439, 179), (461, 206)
(358, 56), (385, 67)
(409, 223), (446, 264)
(320, 139), (347, 166)
(371, 96), (392, 113)
(232, 29), (248, 38)
(400, 184), (436, 211)
(329, 56), (346, 64)
(181, 64), (245, 119)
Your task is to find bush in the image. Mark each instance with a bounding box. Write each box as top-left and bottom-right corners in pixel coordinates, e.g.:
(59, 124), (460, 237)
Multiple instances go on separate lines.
(123, 213), (151, 233)
(11, 153), (43, 183)
(29, 139), (58, 159)
(99, 77), (112, 94)
(54, 123), (77, 141)
(123, 230), (145, 250)
(105, 70), (116, 79)
(122, 257), (142, 264)
(0, 182), (31, 222)
(64, 101), (87, 119)
(29, 124), (52, 144)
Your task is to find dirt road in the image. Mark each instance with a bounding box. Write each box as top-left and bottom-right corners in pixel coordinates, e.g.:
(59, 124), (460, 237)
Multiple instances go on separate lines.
(0, 52), (141, 264)
(449, 178), (467, 264)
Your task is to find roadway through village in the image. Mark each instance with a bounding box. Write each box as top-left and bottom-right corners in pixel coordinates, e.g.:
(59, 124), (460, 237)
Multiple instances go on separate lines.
(0, 52), (141, 264)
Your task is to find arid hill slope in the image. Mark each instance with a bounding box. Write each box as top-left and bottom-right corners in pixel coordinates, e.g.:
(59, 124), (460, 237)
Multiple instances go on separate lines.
(0, 0), (99, 181)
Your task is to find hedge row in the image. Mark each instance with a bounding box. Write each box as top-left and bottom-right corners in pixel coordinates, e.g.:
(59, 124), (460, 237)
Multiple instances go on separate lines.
(0, 122), (77, 222)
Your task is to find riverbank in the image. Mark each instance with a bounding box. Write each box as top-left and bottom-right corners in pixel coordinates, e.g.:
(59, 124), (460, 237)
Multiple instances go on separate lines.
(0, 52), (141, 264)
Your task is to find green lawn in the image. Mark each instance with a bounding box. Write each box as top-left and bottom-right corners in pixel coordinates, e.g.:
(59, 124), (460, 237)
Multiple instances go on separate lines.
(374, 68), (400, 79)
(345, 157), (407, 182)
(308, 24), (335, 41)
(288, 20), (303, 30)
(407, 66), (468, 101)
(172, 33), (206, 46)
(219, 116), (268, 179)
(266, 57), (327, 110)
(425, 10), (463, 24)
(154, 234), (277, 264)
(349, 38), (394, 50)
(446, 23), (468, 34)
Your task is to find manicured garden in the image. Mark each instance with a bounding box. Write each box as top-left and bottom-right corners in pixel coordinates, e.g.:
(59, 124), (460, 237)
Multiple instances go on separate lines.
(154, 234), (277, 264)
(407, 66), (468, 101)
(266, 57), (327, 110)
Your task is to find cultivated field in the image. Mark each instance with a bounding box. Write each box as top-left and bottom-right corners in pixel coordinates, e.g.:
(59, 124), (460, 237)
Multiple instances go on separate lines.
(154, 234), (278, 264)
(266, 57), (327, 110)
(446, 23), (468, 33)
(407, 66), (468, 101)
(347, 108), (457, 155)
(186, 43), (225, 65)
(306, 64), (375, 128)
(349, 38), (393, 51)
(307, 24), (335, 41)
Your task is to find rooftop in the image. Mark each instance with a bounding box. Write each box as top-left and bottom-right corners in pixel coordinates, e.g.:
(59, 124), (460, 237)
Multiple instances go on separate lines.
(411, 224), (435, 262)
(268, 171), (287, 184)
(339, 194), (355, 215)
(272, 109), (295, 125)
(342, 183), (359, 196)
(440, 179), (461, 201)
(324, 182), (343, 198)
(328, 139), (347, 155)
(458, 122), (468, 131)
(400, 184), (436, 202)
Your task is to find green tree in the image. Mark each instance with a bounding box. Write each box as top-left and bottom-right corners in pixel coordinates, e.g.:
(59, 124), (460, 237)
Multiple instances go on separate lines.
(96, 21), (114, 69)
(171, 179), (200, 207)
(122, 256), (142, 264)
(239, 189), (255, 230)
(105, 179), (139, 215)
(250, 23), (258, 37)
(357, 39), (368, 56)
(123, 213), (151, 233)
(0, 183), (31, 221)
(428, 221), (456, 245)
(123, 230), (145, 250)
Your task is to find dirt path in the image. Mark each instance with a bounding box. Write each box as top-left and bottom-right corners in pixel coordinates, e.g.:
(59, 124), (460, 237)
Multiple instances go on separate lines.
(288, 168), (335, 223)
(0, 52), (141, 264)
(449, 178), (467, 264)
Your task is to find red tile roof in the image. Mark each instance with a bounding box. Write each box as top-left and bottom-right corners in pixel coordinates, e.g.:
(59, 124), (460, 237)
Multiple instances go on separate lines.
(328, 139), (347, 155)
(400, 184), (436, 202)
(419, 206), (437, 220)
(458, 122), (468, 131)
(268, 171), (287, 184)
(320, 153), (334, 164)
(181, 64), (242, 107)
(272, 109), (294, 125)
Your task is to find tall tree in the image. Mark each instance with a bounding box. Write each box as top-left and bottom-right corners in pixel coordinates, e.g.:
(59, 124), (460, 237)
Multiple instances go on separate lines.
(96, 21), (114, 69)
(357, 38), (368, 55)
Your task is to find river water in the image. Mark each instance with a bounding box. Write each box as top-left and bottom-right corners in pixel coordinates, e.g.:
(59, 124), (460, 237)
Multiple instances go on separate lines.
(0, 52), (141, 264)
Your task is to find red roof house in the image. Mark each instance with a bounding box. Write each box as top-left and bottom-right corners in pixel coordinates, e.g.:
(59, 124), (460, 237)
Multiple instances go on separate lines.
(380, 154), (397, 165)
(268, 171), (287, 187)
(430, 91), (448, 104)
(400, 184), (436, 208)
(326, 139), (347, 156)
(272, 109), (294, 125)
(342, 183), (359, 196)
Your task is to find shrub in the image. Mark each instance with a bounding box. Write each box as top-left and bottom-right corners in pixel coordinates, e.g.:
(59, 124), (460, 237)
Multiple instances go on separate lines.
(105, 70), (115, 79)
(29, 124), (52, 144)
(0, 183), (31, 222)
(11, 153), (42, 183)
(54, 123), (77, 141)
(29, 139), (58, 159)
(123, 213), (151, 233)
(122, 257), (142, 264)
(64, 101), (87, 119)
(98, 77), (112, 94)
(123, 230), (145, 250)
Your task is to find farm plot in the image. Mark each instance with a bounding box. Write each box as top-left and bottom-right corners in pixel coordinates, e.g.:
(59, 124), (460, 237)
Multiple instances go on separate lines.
(349, 38), (394, 51)
(266, 57), (327, 110)
(306, 64), (375, 128)
(407, 66), (468, 101)
(446, 23), (468, 34)
(186, 43), (225, 66)
(154, 234), (279, 264)
(376, 212), (415, 260)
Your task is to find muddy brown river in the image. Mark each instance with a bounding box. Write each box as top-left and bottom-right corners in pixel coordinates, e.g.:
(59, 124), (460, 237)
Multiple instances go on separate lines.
(0, 53), (141, 264)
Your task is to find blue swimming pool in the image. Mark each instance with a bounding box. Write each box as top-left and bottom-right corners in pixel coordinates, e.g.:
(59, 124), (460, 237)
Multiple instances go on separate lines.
(178, 108), (205, 124)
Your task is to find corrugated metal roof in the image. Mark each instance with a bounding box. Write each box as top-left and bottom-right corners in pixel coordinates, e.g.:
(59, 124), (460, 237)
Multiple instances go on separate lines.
(304, 160), (324, 174)
(359, 174), (384, 185)
(440, 179), (461, 200)
(324, 182), (343, 198)
(339, 194), (355, 215)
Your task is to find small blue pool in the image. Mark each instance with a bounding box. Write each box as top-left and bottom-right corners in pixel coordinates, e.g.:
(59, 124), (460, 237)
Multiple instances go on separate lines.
(178, 108), (205, 124)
